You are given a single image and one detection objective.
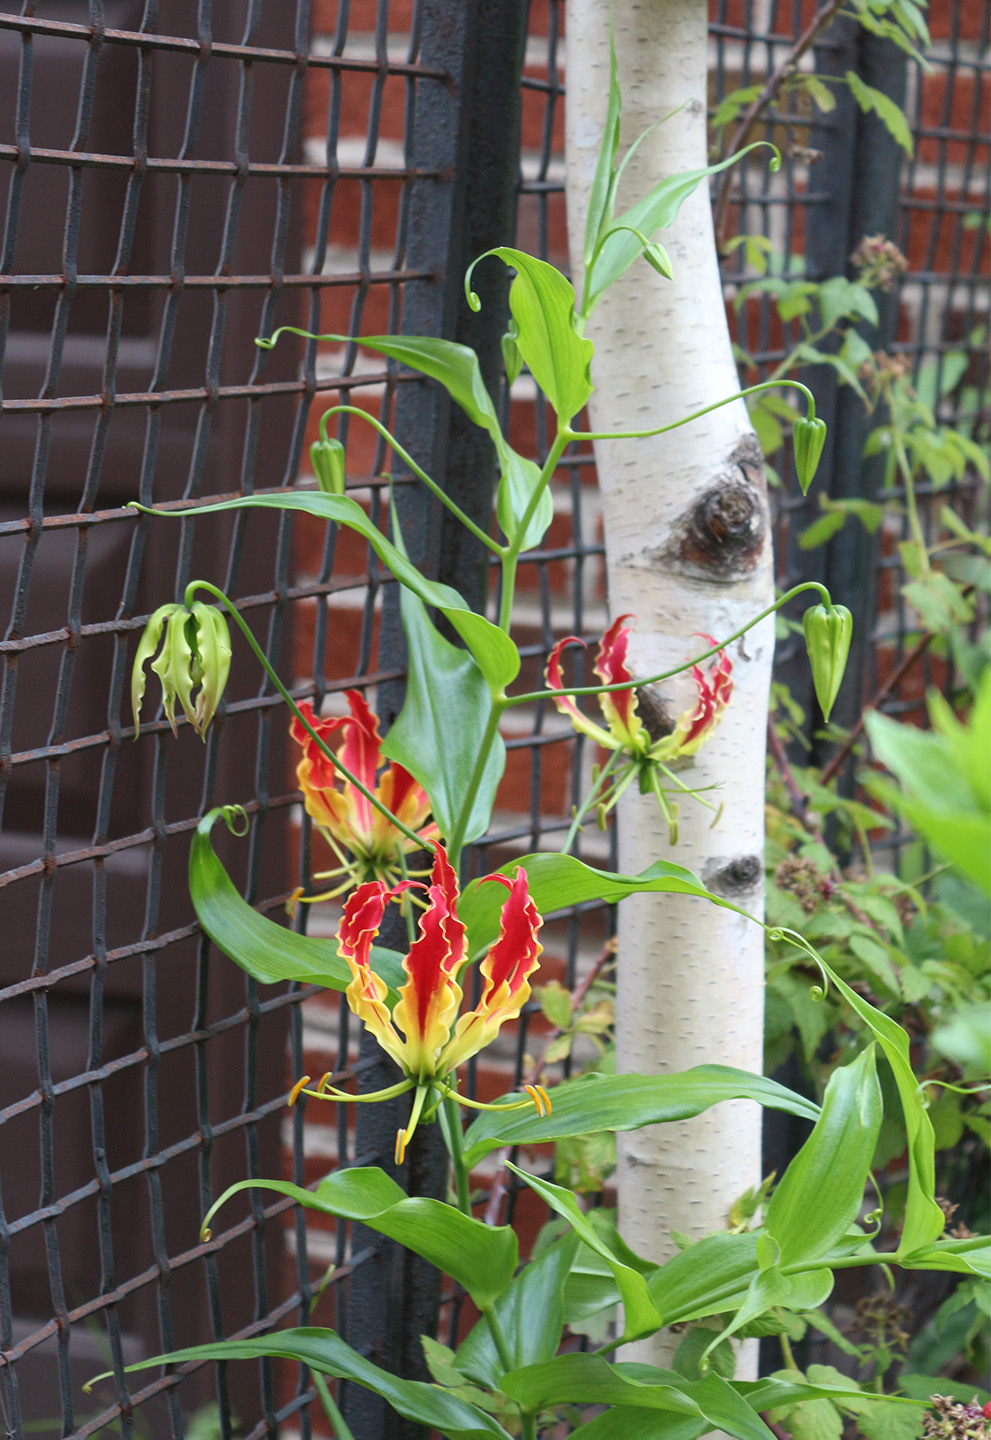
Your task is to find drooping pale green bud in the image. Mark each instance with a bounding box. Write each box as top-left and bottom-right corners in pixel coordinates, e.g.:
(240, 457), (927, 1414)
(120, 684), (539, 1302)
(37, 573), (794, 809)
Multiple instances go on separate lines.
(131, 604), (181, 738)
(803, 603), (853, 722)
(793, 416), (827, 494)
(310, 436), (346, 495)
(132, 601), (231, 740)
(188, 601), (232, 736)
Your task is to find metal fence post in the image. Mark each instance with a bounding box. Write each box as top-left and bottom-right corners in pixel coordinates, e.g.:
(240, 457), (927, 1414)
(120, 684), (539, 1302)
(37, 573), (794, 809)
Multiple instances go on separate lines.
(807, 22), (909, 758)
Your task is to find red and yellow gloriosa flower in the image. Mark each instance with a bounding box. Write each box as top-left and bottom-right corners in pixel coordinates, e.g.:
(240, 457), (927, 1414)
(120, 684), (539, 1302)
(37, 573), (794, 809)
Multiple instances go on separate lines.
(546, 615), (733, 839)
(291, 692), (438, 894)
(289, 845), (550, 1162)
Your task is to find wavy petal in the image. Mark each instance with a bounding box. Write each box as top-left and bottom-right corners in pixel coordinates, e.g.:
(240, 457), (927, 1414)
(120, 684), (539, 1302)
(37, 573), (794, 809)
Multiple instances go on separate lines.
(391, 846), (468, 1077)
(545, 636), (615, 747)
(594, 614), (645, 751)
(438, 868), (543, 1072)
(653, 636), (734, 760)
(337, 880), (411, 1070)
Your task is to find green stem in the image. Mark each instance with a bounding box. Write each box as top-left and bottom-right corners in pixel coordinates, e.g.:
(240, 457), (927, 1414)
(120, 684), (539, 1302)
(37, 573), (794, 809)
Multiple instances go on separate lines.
(571, 378), (816, 443)
(520, 1414), (538, 1440)
(504, 580), (833, 707)
(318, 404), (506, 557)
(891, 424), (929, 571)
(561, 749), (623, 853)
(441, 1092), (473, 1218)
(312, 1371), (356, 1440)
(498, 428), (572, 632)
(183, 581), (432, 853)
(445, 696), (506, 871)
(779, 1332), (798, 1371)
(480, 1302), (516, 1375)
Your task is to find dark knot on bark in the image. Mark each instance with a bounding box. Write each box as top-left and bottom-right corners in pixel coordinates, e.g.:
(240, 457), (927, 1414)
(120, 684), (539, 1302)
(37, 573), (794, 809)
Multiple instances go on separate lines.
(703, 853), (763, 896)
(679, 481), (764, 575)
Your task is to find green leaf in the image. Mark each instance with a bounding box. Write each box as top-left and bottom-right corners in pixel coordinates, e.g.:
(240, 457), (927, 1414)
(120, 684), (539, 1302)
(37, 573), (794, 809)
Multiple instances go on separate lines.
(501, 1356), (779, 1440)
(799, 510), (848, 551)
(88, 1328), (512, 1440)
(456, 1230), (580, 1386)
(854, 1400), (924, 1440)
(506, 1166), (663, 1342)
(846, 71), (914, 154)
(778, 1399), (843, 1440)
(461, 1067), (819, 1168)
(673, 1327), (736, 1380)
(803, 75), (837, 113)
(865, 677), (991, 894)
(765, 1046), (882, 1266)
(569, 1411), (705, 1440)
(796, 949), (945, 1255)
(468, 247), (594, 424)
(583, 25), (623, 271)
(134, 491), (520, 693)
(496, 449), (554, 552)
(381, 584), (504, 845)
(816, 276), (879, 332)
(899, 1375), (991, 1407)
(204, 1170), (517, 1311)
(587, 141), (779, 311)
(189, 808), (405, 993)
(897, 1235), (991, 1277)
(459, 852), (740, 959)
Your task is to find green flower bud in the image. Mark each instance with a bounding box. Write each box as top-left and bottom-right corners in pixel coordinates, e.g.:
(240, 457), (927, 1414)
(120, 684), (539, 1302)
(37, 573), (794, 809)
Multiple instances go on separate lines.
(310, 436), (346, 495)
(793, 415), (827, 495)
(131, 603), (181, 737)
(803, 603), (853, 722)
(132, 600), (232, 740)
(188, 601), (232, 736)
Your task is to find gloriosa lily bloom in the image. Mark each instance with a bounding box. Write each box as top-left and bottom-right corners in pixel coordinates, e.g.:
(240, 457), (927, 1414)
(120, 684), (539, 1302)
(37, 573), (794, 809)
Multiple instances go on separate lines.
(546, 615), (733, 841)
(289, 845), (551, 1162)
(290, 693), (439, 897)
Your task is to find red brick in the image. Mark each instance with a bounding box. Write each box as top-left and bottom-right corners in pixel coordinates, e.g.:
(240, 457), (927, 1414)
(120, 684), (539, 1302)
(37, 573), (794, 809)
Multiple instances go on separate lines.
(927, 0), (988, 41)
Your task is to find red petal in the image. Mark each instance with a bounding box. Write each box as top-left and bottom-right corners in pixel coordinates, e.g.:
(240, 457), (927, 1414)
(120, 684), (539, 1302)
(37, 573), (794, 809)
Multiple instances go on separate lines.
(594, 615), (641, 742)
(478, 868), (542, 1005)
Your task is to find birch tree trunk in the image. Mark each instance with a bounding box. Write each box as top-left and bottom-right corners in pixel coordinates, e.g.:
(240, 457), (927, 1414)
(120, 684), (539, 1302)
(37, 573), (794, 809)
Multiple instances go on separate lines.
(566, 1), (772, 1371)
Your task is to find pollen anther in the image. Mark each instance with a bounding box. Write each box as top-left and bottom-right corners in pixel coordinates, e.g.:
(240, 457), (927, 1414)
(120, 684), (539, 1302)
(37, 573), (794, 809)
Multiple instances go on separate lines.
(288, 1074), (311, 1107)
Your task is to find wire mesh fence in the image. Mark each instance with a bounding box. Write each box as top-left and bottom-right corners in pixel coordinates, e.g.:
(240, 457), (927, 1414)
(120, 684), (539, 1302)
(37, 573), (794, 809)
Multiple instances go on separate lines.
(0, 0), (986, 1436)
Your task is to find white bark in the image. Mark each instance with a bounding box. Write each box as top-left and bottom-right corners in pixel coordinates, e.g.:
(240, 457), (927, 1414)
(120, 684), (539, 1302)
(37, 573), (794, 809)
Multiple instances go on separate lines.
(565, 1), (772, 1370)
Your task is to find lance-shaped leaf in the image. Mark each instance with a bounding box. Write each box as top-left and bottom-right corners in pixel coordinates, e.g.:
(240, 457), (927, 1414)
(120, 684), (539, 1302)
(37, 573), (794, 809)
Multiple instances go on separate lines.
(456, 1231), (580, 1387)
(461, 1066), (819, 1168)
(132, 492), (520, 693)
(585, 142), (779, 312)
(189, 807), (405, 994)
(764, 1044), (882, 1267)
(570, 1411), (706, 1440)
(507, 1165), (662, 1342)
(896, 1235), (991, 1277)
(467, 247), (595, 424)
(87, 1328), (512, 1440)
(582, 24), (623, 272)
(203, 1169), (517, 1311)
(379, 548), (504, 847)
(496, 448), (553, 552)
(647, 1231), (829, 1330)
(459, 852), (740, 960)
(803, 950), (945, 1255)
(501, 1356), (775, 1440)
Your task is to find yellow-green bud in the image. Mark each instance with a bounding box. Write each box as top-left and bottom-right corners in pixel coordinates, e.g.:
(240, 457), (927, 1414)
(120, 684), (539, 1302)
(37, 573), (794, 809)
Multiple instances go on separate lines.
(132, 601), (231, 740)
(793, 416), (827, 495)
(803, 603), (853, 722)
(310, 436), (346, 495)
